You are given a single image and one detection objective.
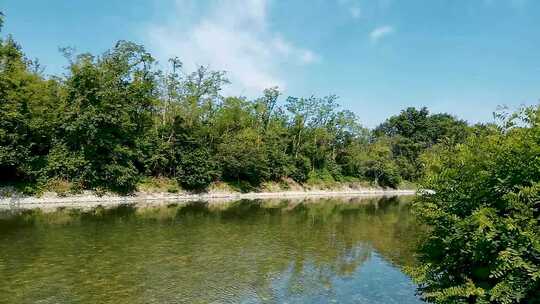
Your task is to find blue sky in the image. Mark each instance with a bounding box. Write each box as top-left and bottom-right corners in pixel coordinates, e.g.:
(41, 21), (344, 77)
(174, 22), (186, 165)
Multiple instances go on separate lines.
(2, 0), (540, 127)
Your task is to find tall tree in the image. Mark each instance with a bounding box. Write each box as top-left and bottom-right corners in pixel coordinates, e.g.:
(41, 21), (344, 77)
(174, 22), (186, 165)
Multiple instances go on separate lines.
(374, 107), (469, 180)
(48, 41), (157, 192)
(0, 31), (61, 184)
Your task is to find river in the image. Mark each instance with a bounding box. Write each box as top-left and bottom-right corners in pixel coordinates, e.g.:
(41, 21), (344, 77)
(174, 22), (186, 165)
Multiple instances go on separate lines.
(0, 195), (423, 303)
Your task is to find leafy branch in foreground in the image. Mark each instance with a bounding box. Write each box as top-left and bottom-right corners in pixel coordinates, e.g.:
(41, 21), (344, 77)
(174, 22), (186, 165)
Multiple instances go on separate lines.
(412, 106), (540, 303)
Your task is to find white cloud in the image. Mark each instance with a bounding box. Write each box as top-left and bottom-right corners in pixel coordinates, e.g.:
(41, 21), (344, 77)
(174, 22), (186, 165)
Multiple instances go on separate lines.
(145, 0), (318, 96)
(338, 0), (362, 19)
(271, 35), (319, 64)
(369, 25), (394, 42)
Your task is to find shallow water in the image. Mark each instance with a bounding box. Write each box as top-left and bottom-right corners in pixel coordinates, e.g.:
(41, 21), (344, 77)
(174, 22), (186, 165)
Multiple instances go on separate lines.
(0, 196), (423, 304)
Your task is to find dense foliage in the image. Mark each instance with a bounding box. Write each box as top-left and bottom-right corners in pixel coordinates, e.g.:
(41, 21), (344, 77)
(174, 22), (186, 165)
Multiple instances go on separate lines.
(0, 17), (469, 193)
(412, 107), (540, 303)
(374, 107), (469, 180)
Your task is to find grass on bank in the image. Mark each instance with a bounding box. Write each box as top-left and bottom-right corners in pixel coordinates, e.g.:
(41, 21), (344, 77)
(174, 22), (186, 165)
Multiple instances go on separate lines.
(0, 174), (417, 198)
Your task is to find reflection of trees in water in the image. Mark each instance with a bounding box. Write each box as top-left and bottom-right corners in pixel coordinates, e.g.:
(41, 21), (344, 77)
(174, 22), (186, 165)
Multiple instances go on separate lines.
(275, 243), (373, 301)
(0, 196), (421, 303)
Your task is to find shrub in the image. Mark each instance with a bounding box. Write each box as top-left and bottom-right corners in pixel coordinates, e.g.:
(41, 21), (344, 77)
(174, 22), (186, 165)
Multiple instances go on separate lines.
(412, 106), (540, 303)
(290, 156), (312, 183)
(177, 147), (217, 191)
(43, 179), (73, 197)
(376, 164), (401, 189)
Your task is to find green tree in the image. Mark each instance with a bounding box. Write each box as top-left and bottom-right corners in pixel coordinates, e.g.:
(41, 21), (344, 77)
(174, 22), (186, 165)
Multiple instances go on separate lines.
(218, 128), (270, 185)
(49, 41), (157, 192)
(374, 107), (469, 180)
(0, 32), (61, 185)
(176, 145), (217, 190)
(141, 59), (227, 187)
(340, 138), (401, 188)
(412, 106), (540, 303)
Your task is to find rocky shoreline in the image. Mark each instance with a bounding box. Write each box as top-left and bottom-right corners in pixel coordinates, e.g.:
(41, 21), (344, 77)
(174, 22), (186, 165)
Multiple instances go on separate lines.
(0, 188), (417, 211)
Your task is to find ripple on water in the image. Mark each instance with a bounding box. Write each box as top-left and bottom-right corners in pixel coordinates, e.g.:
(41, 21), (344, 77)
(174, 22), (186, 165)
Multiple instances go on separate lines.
(0, 196), (423, 303)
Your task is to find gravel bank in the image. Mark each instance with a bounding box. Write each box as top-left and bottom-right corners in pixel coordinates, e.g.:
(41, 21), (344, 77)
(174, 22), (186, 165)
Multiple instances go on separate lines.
(0, 188), (417, 211)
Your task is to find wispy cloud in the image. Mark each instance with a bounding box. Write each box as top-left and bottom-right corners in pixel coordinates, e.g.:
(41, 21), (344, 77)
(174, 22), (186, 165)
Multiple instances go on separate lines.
(145, 0), (318, 96)
(369, 25), (394, 42)
(338, 0), (362, 19)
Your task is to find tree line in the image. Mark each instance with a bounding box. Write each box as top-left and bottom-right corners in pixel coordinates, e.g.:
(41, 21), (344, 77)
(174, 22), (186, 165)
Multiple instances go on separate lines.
(0, 18), (471, 193)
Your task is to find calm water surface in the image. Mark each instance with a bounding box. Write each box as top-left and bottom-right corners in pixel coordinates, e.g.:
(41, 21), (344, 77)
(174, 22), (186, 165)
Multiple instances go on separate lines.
(0, 196), (423, 304)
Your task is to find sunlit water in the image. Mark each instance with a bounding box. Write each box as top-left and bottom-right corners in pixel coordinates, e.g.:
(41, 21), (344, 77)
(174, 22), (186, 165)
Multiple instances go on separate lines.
(0, 196), (423, 304)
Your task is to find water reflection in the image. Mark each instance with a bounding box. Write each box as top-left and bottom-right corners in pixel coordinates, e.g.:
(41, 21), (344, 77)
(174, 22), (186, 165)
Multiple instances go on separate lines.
(0, 196), (422, 304)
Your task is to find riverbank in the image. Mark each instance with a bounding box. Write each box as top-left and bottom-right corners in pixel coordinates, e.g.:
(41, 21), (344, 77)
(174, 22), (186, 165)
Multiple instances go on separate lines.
(0, 184), (416, 211)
